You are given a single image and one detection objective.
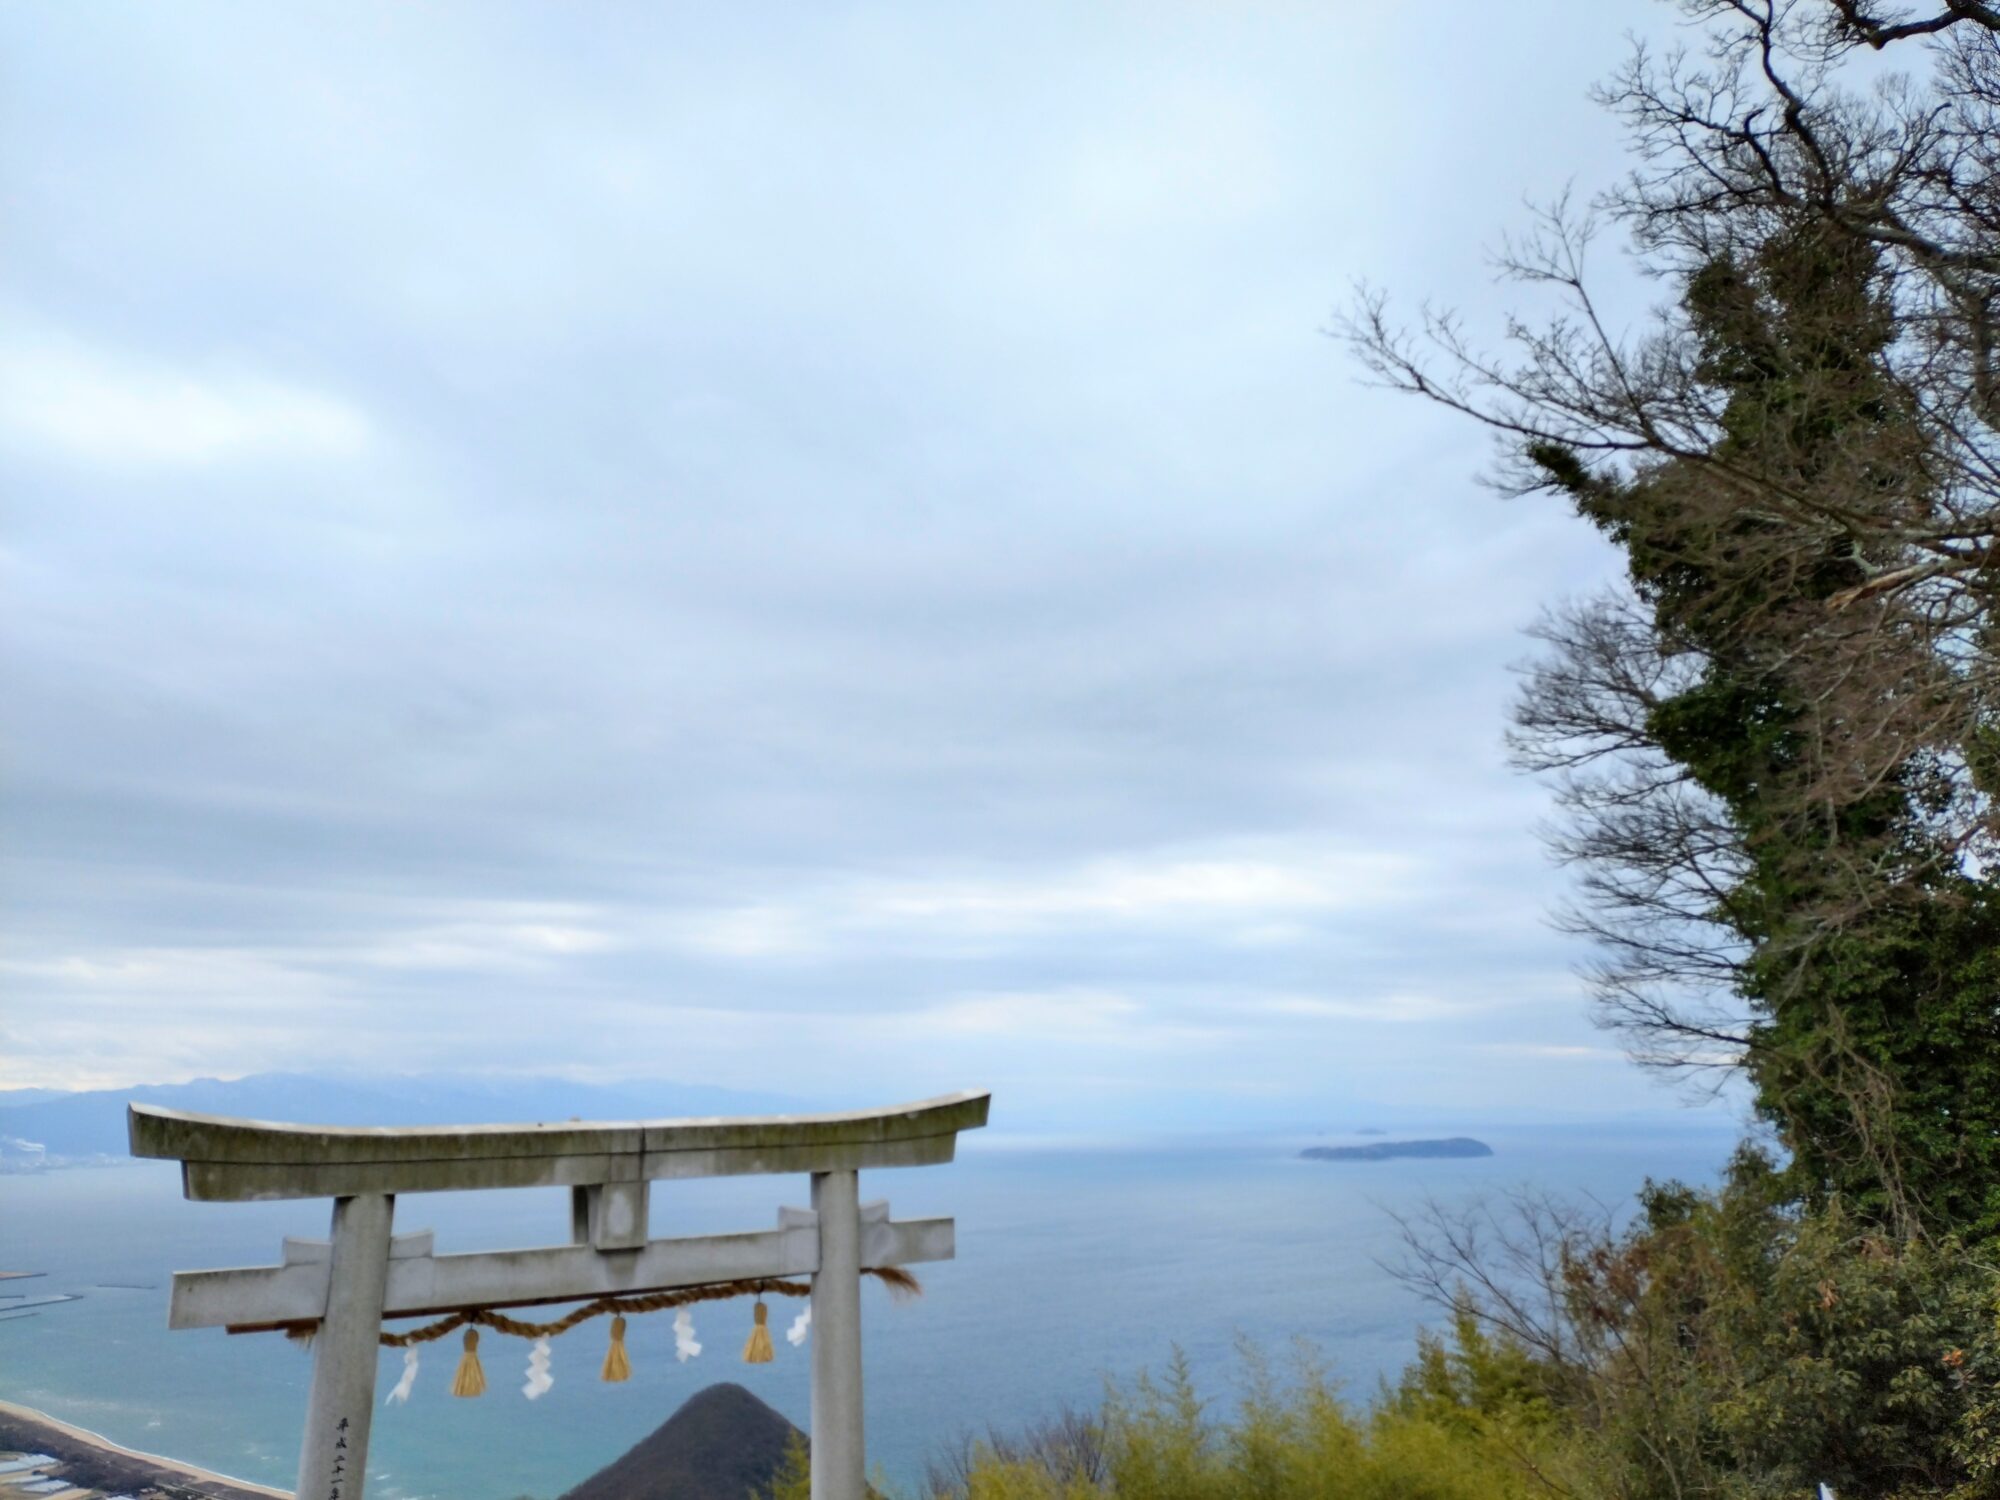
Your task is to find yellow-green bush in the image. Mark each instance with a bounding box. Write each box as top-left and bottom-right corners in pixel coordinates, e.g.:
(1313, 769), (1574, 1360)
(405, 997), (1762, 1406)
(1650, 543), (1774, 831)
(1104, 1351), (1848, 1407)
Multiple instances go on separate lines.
(917, 1157), (2000, 1498)
(923, 1344), (1571, 1500)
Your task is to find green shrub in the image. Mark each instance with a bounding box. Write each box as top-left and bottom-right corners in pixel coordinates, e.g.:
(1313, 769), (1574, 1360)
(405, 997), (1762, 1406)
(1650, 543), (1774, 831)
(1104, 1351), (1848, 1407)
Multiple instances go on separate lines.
(927, 1151), (2000, 1499)
(927, 1344), (1569, 1500)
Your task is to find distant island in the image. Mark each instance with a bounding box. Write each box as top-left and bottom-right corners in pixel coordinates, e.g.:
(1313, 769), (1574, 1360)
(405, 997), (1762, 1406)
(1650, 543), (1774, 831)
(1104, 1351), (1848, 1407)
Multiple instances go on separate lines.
(1302, 1137), (1493, 1162)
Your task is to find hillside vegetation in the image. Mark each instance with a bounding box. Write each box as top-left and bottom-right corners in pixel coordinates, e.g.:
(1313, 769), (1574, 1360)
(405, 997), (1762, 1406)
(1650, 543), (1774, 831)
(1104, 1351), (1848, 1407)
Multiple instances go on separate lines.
(881, 1148), (2000, 1499)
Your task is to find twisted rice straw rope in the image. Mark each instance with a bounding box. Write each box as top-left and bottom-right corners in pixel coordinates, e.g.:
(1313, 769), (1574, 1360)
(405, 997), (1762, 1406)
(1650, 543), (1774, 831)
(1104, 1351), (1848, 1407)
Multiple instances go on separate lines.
(268, 1266), (921, 1346)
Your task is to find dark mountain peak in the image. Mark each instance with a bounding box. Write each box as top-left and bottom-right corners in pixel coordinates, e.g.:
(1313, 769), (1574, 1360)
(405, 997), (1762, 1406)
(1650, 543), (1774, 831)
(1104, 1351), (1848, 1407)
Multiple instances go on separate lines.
(560, 1381), (802, 1500)
(673, 1382), (767, 1420)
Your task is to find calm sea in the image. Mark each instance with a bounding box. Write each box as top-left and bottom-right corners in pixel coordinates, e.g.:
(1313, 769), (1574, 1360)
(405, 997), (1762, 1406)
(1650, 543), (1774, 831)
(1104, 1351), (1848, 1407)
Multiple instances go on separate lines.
(0, 1123), (1739, 1498)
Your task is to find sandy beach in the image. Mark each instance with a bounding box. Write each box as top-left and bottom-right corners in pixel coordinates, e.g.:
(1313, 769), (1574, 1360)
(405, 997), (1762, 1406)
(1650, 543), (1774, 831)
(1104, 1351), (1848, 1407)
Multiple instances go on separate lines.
(0, 1399), (288, 1500)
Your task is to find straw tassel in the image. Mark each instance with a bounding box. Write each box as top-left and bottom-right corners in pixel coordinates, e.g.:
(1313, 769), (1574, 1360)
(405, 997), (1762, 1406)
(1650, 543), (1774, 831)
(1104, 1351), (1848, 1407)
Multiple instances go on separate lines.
(451, 1328), (487, 1397)
(601, 1314), (631, 1383)
(742, 1300), (775, 1363)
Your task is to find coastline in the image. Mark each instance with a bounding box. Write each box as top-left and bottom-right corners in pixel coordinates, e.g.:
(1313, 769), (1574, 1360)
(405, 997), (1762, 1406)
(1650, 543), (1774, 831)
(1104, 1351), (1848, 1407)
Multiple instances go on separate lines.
(0, 1398), (289, 1499)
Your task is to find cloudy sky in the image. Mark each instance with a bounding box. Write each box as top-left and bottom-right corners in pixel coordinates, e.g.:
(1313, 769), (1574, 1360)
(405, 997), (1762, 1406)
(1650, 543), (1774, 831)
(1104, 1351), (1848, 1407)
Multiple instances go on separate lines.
(0, 2), (1731, 1130)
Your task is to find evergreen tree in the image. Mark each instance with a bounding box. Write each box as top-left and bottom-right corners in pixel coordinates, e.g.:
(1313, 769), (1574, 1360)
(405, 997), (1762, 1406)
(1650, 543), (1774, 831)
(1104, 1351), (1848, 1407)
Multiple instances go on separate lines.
(1348, 1), (2000, 1236)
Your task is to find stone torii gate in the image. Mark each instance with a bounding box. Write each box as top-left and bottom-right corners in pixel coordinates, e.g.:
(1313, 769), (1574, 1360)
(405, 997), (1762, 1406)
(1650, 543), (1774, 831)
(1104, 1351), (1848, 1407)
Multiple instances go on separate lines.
(128, 1090), (991, 1500)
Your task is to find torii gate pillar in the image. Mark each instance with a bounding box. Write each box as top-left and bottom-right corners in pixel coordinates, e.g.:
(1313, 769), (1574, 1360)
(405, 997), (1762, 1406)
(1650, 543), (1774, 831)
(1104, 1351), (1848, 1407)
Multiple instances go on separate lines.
(129, 1090), (990, 1500)
(299, 1193), (393, 1497)
(811, 1169), (863, 1500)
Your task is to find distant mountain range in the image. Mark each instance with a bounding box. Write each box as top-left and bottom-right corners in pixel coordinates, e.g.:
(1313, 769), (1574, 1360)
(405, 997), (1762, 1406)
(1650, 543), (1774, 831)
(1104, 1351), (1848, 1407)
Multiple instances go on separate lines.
(0, 1072), (816, 1165)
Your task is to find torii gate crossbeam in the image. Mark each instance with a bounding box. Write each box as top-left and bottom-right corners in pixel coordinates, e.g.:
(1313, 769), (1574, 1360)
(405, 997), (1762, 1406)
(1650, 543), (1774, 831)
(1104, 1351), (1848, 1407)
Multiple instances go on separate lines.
(129, 1089), (991, 1500)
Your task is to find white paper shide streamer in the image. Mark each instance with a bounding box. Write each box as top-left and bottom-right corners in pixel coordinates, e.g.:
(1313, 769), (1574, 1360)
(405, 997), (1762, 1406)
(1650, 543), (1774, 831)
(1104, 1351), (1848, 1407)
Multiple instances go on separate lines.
(523, 1337), (554, 1399)
(673, 1307), (702, 1362)
(386, 1346), (420, 1405)
(786, 1303), (812, 1347)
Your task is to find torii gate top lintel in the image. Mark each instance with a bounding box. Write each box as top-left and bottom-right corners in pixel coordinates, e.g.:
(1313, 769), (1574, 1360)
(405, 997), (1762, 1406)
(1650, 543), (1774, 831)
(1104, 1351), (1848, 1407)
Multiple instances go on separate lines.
(127, 1088), (992, 1201)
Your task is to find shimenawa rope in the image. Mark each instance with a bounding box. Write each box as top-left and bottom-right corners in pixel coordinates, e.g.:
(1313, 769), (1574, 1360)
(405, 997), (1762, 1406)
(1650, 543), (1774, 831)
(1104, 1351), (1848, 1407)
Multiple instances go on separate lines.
(271, 1265), (920, 1348)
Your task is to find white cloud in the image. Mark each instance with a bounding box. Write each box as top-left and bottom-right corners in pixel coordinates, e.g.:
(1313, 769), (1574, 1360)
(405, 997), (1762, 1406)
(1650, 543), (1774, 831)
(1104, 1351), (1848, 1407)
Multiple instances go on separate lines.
(666, 844), (1416, 959)
(1054, 81), (1284, 236)
(0, 945), (328, 999)
(0, 945), (345, 1089)
(906, 988), (1145, 1040)
(1482, 1043), (1625, 1060)
(870, 852), (1402, 923)
(349, 918), (616, 971)
(1246, 992), (1469, 1024)
(0, 335), (373, 469)
(671, 904), (820, 959)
